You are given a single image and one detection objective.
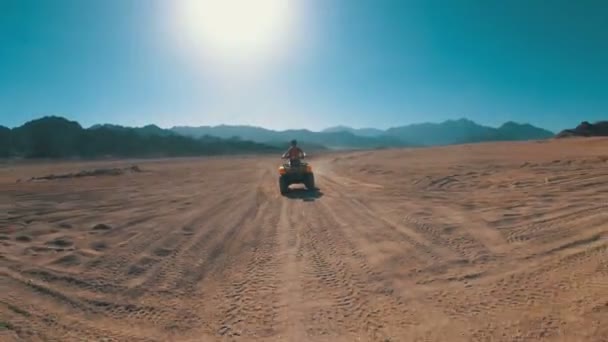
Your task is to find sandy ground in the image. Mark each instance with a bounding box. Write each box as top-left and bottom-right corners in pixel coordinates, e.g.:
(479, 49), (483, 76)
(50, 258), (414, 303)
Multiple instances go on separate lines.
(1, 139), (607, 341)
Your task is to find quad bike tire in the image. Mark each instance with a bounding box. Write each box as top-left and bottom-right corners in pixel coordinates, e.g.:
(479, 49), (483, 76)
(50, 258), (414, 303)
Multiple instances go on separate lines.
(279, 176), (289, 195)
(304, 173), (315, 190)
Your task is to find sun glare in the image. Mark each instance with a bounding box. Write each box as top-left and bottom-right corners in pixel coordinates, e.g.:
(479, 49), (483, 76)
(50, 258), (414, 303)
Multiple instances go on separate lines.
(177, 0), (296, 65)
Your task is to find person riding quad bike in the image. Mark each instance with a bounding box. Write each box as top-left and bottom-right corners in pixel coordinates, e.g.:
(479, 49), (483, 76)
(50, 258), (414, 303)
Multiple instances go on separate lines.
(278, 140), (315, 194)
(282, 140), (305, 166)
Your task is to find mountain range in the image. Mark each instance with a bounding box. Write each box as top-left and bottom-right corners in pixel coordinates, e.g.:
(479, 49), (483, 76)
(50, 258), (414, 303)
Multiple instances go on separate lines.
(1, 116), (557, 159)
(173, 118), (554, 148)
(0, 117), (279, 158)
(171, 125), (406, 150)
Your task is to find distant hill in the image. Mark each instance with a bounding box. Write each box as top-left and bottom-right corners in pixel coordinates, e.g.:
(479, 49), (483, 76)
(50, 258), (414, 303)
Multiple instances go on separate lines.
(0, 125), (10, 157)
(494, 121), (555, 141)
(556, 121), (608, 138)
(385, 118), (495, 146)
(384, 119), (553, 146)
(172, 119), (552, 149)
(10, 116), (85, 158)
(172, 125), (409, 149)
(3, 116), (280, 159)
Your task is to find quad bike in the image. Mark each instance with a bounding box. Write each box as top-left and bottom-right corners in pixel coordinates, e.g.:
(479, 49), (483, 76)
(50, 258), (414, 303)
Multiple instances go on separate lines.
(278, 156), (315, 195)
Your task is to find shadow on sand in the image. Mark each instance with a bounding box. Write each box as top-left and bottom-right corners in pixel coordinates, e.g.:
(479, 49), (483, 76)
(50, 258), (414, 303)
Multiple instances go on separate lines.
(283, 187), (324, 202)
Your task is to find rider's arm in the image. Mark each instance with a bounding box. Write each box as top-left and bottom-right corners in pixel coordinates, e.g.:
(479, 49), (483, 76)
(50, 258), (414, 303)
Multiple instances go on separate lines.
(282, 147), (291, 158)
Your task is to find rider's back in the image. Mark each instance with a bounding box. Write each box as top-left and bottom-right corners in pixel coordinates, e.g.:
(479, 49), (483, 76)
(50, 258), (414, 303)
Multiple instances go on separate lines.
(286, 146), (303, 160)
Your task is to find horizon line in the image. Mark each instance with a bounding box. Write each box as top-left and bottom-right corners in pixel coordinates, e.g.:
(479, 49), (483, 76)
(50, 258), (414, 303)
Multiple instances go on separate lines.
(2, 115), (561, 133)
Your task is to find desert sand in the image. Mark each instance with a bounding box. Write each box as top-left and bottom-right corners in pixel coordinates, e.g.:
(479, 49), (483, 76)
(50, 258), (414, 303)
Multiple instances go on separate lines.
(1, 138), (607, 341)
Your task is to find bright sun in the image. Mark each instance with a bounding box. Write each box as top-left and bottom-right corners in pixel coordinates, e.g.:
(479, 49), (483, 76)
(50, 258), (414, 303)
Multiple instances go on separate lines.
(177, 0), (296, 64)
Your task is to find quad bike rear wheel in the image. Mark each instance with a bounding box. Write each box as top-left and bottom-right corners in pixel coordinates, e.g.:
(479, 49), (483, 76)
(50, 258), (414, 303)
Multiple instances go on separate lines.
(304, 173), (315, 190)
(279, 176), (289, 195)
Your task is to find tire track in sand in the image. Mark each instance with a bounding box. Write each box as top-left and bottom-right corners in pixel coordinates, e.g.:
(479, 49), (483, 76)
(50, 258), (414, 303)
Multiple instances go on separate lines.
(280, 186), (421, 341)
(207, 184), (283, 339)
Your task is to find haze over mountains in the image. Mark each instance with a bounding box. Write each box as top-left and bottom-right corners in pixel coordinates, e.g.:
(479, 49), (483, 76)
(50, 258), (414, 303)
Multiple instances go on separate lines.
(173, 118), (554, 148)
(172, 125), (406, 150)
(1, 116), (559, 159)
(321, 126), (386, 137)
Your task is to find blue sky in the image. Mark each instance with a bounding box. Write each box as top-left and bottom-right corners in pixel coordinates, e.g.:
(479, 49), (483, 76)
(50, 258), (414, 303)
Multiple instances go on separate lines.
(1, 0), (607, 131)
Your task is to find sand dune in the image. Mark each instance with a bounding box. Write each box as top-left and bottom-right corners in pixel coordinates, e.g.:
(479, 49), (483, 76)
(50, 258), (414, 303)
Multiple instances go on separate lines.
(1, 139), (607, 341)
